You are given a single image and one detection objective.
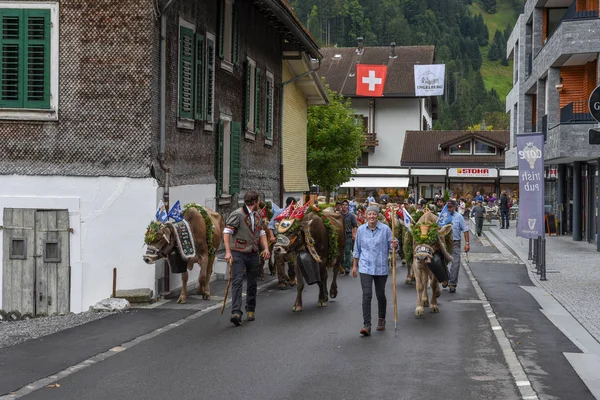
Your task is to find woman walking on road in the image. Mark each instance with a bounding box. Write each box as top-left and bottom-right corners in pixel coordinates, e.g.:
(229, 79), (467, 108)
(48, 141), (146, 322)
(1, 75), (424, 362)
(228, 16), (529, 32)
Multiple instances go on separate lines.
(352, 206), (398, 336)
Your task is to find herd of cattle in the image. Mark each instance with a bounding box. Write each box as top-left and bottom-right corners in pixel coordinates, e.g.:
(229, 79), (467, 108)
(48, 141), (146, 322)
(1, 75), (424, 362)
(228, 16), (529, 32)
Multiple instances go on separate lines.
(143, 202), (454, 317)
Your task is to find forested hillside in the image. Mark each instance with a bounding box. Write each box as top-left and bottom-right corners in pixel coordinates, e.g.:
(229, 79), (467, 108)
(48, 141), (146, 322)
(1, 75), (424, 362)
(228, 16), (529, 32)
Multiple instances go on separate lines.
(290, 0), (523, 130)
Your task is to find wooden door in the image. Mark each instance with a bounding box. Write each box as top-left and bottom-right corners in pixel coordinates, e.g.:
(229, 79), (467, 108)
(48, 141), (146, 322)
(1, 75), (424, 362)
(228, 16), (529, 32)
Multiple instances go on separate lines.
(35, 210), (70, 315)
(2, 209), (36, 314)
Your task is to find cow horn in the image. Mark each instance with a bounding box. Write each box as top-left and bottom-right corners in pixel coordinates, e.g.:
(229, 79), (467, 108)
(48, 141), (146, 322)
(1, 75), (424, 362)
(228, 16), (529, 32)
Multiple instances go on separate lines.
(162, 232), (170, 244)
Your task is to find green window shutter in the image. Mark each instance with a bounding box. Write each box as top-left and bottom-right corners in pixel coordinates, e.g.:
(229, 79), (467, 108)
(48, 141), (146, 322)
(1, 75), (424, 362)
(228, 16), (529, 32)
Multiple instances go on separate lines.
(266, 78), (273, 140)
(216, 120), (224, 196)
(178, 26), (194, 120)
(232, 3), (239, 65)
(244, 61), (250, 131)
(229, 121), (242, 194)
(194, 34), (204, 121)
(254, 67), (261, 134)
(0, 9), (24, 108)
(23, 9), (50, 109)
(218, 0), (225, 59)
(205, 36), (215, 122)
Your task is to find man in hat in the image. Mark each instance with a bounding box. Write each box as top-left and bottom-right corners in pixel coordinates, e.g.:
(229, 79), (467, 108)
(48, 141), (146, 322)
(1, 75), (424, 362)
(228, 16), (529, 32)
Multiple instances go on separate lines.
(223, 190), (270, 326)
(446, 200), (470, 293)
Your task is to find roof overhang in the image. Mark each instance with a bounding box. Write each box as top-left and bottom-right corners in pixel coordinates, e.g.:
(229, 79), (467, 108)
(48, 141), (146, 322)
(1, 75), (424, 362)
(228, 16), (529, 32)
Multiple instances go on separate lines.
(340, 176), (410, 188)
(284, 51), (329, 105)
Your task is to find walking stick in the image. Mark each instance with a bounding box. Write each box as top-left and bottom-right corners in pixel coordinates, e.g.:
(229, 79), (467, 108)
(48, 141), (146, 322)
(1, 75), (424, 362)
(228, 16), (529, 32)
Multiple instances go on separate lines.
(221, 259), (233, 315)
(391, 208), (398, 332)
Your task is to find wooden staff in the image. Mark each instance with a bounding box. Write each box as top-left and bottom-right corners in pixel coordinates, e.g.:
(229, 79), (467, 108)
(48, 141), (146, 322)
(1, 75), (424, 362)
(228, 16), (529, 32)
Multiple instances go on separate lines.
(391, 207), (398, 332)
(221, 259), (233, 315)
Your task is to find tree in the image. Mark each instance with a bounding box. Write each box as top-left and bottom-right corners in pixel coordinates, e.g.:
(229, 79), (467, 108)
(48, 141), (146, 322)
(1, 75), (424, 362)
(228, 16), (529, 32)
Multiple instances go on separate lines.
(307, 85), (365, 198)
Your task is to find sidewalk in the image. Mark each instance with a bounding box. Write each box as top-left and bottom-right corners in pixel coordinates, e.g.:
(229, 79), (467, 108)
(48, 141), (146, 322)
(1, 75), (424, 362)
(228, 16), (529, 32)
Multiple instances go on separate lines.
(484, 223), (600, 343)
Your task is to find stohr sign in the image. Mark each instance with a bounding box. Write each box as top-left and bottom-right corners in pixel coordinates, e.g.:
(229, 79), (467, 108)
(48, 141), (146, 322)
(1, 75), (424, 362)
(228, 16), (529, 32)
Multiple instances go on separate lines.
(448, 168), (498, 178)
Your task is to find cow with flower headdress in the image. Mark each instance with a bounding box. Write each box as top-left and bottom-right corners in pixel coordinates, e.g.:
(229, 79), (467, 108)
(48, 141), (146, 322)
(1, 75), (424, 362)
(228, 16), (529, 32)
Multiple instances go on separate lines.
(405, 208), (454, 316)
(273, 202), (345, 311)
(142, 204), (223, 304)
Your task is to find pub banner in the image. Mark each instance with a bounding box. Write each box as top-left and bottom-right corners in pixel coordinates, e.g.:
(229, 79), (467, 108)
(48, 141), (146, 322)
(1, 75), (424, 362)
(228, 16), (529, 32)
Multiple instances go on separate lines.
(517, 133), (545, 239)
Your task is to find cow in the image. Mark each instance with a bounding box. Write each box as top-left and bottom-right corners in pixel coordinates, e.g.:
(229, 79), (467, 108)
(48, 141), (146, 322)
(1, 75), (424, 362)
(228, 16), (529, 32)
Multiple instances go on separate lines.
(273, 208), (344, 311)
(408, 210), (453, 317)
(142, 205), (223, 304)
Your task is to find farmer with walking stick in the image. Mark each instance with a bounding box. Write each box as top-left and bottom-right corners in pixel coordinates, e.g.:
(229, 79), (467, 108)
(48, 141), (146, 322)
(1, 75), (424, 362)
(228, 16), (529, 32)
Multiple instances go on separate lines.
(352, 205), (398, 336)
(223, 190), (270, 326)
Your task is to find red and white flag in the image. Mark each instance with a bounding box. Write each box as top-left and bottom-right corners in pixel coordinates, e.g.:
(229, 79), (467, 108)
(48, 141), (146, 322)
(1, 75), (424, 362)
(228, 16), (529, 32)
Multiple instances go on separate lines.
(356, 64), (387, 97)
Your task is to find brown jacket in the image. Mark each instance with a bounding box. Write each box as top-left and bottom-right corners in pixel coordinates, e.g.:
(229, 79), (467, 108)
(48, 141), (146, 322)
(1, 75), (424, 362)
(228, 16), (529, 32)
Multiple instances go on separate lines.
(225, 206), (262, 253)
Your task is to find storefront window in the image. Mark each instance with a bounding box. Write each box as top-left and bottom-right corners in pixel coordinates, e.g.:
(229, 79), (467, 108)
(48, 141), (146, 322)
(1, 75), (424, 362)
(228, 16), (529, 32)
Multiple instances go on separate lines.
(450, 141), (471, 154)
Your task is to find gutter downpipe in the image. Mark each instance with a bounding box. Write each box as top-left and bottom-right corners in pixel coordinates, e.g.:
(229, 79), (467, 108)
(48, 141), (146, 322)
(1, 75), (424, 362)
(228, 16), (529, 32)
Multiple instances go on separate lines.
(157, 0), (177, 295)
(278, 62), (321, 206)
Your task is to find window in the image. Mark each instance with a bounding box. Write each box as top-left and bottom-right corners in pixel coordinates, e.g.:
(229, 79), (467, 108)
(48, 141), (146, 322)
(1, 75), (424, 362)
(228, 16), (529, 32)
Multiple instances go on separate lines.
(265, 71), (274, 144)
(9, 238), (26, 259)
(244, 57), (262, 139)
(218, 0), (239, 72)
(43, 240), (60, 262)
(216, 118), (241, 197)
(474, 140), (497, 155)
(0, 4), (57, 120)
(177, 21), (215, 131)
(449, 140), (471, 155)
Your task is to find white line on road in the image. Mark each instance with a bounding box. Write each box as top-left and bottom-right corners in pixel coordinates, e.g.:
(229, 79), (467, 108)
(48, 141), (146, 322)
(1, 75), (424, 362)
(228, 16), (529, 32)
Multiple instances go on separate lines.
(462, 257), (539, 400)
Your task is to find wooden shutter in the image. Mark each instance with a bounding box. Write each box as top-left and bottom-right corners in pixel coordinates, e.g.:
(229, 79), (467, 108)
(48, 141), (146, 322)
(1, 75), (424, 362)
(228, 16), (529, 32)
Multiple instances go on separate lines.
(206, 36), (215, 123)
(24, 9), (50, 109)
(230, 122), (242, 194)
(266, 76), (274, 140)
(179, 26), (195, 120)
(244, 61), (251, 131)
(218, 0), (225, 59)
(254, 67), (261, 134)
(0, 9), (23, 108)
(216, 120), (224, 196)
(232, 2), (239, 65)
(194, 34), (204, 121)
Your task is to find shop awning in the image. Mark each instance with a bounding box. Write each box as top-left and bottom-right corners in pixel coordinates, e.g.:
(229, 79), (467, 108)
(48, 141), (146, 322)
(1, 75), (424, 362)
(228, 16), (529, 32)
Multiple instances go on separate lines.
(340, 177), (410, 188)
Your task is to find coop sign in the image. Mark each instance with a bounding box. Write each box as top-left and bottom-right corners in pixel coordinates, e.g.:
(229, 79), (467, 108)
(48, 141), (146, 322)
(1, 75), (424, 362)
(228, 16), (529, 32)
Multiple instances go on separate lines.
(448, 168), (498, 178)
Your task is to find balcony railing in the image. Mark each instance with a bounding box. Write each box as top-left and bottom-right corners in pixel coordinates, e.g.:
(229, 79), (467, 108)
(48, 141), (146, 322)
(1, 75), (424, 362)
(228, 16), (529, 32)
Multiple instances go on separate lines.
(560, 101), (595, 123)
(547, 2), (599, 41)
(363, 132), (379, 151)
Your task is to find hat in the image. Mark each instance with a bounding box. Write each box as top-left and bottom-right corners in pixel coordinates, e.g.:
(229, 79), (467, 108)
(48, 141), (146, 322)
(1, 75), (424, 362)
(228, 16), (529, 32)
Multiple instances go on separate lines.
(366, 205), (379, 214)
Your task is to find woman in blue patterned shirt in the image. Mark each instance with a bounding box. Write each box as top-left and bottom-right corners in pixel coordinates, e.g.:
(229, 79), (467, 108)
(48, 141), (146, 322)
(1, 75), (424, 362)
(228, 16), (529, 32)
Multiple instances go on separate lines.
(352, 206), (398, 336)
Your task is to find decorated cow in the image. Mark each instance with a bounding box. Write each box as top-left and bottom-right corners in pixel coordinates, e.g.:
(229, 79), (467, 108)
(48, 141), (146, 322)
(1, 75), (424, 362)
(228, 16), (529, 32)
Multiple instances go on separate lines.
(406, 209), (454, 317)
(143, 203), (223, 304)
(273, 203), (344, 311)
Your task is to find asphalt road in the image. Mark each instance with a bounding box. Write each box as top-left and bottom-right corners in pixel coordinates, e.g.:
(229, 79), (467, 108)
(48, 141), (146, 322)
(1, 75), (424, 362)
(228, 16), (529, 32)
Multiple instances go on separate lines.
(24, 266), (521, 400)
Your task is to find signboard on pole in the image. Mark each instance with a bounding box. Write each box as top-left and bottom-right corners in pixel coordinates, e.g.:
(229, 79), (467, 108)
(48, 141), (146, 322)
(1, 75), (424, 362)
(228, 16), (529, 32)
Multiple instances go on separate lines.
(517, 133), (545, 239)
(414, 64), (445, 96)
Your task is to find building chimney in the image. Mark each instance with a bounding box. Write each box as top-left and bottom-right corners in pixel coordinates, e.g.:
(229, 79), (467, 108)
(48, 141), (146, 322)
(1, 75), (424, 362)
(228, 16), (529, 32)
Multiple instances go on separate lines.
(356, 37), (364, 55)
(389, 42), (397, 59)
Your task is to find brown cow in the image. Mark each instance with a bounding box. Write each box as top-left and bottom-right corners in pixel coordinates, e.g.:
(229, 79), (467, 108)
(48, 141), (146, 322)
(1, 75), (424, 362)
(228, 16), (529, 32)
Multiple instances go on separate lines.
(409, 211), (453, 317)
(143, 206), (223, 304)
(273, 209), (344, 311)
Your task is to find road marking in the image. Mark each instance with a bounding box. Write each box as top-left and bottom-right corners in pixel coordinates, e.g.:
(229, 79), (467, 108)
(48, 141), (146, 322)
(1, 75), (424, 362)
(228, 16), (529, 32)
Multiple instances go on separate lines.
(0, 278), (278, 399)
(462, 257), (539, 400)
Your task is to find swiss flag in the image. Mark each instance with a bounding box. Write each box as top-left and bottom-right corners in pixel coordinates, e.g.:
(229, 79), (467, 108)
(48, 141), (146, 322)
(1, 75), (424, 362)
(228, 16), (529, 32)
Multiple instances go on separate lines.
(356, 64), (388, 97)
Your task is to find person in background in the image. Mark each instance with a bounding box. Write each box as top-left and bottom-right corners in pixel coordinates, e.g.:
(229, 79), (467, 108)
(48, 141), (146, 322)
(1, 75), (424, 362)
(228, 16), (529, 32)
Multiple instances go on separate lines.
(379, 193), (390, 204)
(407, 192), (415, 204)
(488, 192), (498, 205)
(436, 198), (445, 212)
(474, 191), (484, 203)
(367, 192), (376, 204)
(223, 190), (270, 326)
(499, 190), (510, 229)
(348, 197), (358, 214)
(458, 199), (466, 215)
(471, 200), (486, 236)
(445, 200), (470, 294)
(341, 200), (358, 275)
(352, 205), (398, 336)
(335, 201), (342, 213)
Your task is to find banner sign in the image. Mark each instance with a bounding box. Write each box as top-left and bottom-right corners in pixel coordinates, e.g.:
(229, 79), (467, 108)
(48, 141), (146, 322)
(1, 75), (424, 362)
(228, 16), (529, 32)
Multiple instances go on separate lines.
(517, 133), (545, 239)
(448, 168), (498, 178)
(414, 64), (445, 96)
(356, 64), (388, 97)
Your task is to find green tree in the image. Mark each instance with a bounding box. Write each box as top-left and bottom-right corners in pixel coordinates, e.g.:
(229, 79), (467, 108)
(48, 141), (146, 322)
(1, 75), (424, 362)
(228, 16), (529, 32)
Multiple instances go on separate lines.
(307, 85), (365, 198)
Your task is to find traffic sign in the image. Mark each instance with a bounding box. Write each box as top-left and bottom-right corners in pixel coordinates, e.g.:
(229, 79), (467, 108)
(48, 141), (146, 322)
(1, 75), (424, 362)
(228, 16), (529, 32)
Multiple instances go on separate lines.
(590, 129), (600, 145)
(590, 86), (600, 123)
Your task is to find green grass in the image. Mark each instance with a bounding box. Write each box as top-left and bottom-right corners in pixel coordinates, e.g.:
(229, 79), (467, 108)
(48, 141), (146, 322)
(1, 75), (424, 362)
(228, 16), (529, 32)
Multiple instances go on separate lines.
(471, 1), (520, 100)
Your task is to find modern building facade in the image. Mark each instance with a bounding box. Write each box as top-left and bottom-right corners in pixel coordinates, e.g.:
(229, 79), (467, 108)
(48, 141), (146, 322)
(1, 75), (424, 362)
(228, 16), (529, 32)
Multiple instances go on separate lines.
(505, 0), (600, 243)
